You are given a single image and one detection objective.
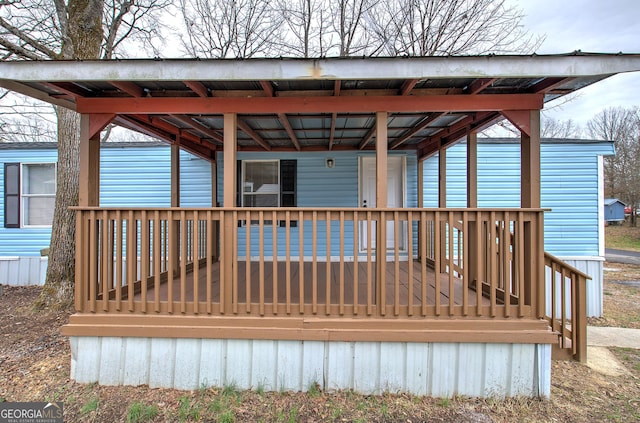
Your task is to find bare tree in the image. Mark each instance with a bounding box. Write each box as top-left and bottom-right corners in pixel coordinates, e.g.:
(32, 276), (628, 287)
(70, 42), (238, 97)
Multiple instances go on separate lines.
(541, 118), (582, 139)
(179, 0), (284, 58)
(367, 0), (541, 56)
(0, 0), (169, 308)
(588, 106), (640, 225)
(276, 0), (331, 57)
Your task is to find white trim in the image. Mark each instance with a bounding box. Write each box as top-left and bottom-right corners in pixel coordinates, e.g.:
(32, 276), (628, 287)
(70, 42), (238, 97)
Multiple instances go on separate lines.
(555, 255), (605, 262)
(2, 55), (640, 82)
(597, 155), (605, 257)
(20, 162), (57, 228)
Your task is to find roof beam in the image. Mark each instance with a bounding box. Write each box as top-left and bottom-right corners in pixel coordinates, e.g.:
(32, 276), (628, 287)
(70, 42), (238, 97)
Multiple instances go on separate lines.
(43, 82), (92, 98)
(278, 113), (301, 151)
(260, 80), (274, 97)
(77, 94), (544, 114)
(0, 80), (76, 110)
(528, 77), (573, 93)
(184, 81), (209, 97)
(169, 114), (224, 143)
(389, 112), (446, 150)
(358, 125), (376, 149)
(329, 81), (341, 150)
(237, 119), (272, 151)
(108, 81), (144, 97)
(399, 79), (418, 95)
(464, 78), (496, 94)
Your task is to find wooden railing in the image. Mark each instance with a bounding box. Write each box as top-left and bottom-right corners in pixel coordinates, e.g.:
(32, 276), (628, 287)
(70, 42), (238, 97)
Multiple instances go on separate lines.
(73, 207), (545, 321)
(544, 252), (589, 362)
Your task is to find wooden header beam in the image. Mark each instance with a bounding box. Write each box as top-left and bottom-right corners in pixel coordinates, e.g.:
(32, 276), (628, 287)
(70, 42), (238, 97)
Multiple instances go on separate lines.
(77, 94), (544, 114)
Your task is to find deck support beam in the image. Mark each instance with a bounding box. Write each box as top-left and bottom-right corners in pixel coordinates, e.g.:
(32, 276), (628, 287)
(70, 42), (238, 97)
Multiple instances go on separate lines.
(520, 110), (543, 317)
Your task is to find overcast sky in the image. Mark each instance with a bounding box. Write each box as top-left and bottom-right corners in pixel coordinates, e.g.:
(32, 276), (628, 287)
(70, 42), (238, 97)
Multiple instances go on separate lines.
(510, 0), (640, 128)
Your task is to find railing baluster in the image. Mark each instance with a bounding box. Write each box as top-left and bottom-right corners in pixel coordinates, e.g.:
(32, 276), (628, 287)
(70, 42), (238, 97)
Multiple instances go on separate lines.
(246, 210), (251, 314)
(140, 210), (149, 314)
(89, 210), (97, 313)
(517, 212), (525, 317)
(101, 210), (109, 312)
(286, 210), (291, 315)
(206, 210), (213, 314)
(339, 211), (345, 316)
(394, 211), (400, 316)
(462, 211), (468, 316)
(379, 210), (386, 317)
(448, 211), (454, 315)
(232, 210), (238, 315)
(180, 210), (187, 314)
(193, 211), (200, 314)
(326, 210), (331, 315)
(475, 211), (483, 317)
(272, 210), (278, 314)
(115, 211), (123, 311)
(407, 211), (413, 316)
(366, 211), (373, 316)
(167, 210), (174, 314)
(420, 212), (427, 316)
(502, 212), (510, 318)
(312, 211), (318, 314)
(353, 210), (359, 315)
(154, 210), (161, 313)
(298, 210), (305, 314)
(434, 210), (441, 316)
(259, 210), (265, 316)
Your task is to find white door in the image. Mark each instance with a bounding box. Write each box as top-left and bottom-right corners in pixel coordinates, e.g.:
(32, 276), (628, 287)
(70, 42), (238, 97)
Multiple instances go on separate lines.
(359, 156), (405, 251)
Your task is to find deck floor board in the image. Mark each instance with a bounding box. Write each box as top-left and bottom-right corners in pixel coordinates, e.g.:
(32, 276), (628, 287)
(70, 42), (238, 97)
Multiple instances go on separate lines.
(138, 260), (490, 307)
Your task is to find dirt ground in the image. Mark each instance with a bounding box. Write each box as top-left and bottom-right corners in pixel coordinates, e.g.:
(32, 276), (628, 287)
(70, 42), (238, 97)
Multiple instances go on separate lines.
(1, 267), (640, 422)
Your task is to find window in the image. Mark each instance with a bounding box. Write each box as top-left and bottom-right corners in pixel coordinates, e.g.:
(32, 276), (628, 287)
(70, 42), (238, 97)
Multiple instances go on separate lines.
(236, 159), (297, 226)
(4, 163), (56, 228)
(242, 160), (280, 207)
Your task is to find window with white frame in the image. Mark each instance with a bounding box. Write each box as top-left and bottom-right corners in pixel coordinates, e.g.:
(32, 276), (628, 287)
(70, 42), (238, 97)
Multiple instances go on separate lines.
(4, 162), (57, 228)
(242, 160), (280, 207)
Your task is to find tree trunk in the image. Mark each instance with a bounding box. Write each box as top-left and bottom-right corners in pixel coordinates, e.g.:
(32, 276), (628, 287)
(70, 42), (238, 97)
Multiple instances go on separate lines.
(36, 0), (102, 309)
(37, 108), (80, 309)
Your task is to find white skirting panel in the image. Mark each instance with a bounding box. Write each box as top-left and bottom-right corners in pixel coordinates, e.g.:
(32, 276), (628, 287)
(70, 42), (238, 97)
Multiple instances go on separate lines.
(549, 258), (604, 318)
(0, 256), (47, 286)
(69, 337), (551, 398)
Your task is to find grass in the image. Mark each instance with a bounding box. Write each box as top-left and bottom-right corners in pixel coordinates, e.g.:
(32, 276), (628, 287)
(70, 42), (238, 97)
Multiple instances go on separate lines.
(126, 402), (159, 423)
(80, 397), (99, 415)
(605, 224), (640, 252)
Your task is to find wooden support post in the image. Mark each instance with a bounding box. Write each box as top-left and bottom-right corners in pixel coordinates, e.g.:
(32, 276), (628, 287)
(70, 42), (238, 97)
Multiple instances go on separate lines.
(211, 159), (219, 261)
(222, 113), (237, 314)
(376, 112), (387, 316)
(521, 110), (542, 317)
(170, 143), (181, 275)
(438, 148), (447, 272)
(417, 160), (424, 261)
(466, 132), (478, 289)
(79, 115), (100, 207)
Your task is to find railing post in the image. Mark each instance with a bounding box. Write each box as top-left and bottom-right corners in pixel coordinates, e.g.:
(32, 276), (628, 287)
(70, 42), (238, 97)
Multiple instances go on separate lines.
(222, 209), (234, 314)
(74, 210), (85, 312)
(573, 273), (588, 362)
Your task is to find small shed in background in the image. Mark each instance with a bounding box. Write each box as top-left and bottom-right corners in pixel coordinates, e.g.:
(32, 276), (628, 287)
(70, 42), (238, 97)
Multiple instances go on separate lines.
(605, 198), (626, 224)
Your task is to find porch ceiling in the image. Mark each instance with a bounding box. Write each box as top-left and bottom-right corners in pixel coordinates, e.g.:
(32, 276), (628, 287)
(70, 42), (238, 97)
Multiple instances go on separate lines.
(1, 53), (639, 161)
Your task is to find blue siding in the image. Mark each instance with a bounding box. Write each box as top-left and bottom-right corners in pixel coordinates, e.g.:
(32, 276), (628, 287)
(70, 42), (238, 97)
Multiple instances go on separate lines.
(1, 140), (611, 259)
(423, 141), (613, 257)
(217, 151), (416, 257)
(0, 146), (58, 256)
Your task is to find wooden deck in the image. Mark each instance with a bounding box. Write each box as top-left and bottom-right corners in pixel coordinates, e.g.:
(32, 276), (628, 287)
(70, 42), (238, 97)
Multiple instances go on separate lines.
(138, 260), (490, 307)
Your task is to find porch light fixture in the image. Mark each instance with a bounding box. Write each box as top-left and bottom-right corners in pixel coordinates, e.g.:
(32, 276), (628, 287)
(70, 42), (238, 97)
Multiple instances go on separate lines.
(326, 158), (335, 168)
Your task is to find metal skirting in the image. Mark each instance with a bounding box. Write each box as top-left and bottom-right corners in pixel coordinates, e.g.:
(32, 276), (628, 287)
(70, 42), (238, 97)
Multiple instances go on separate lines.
(69, 337), (551, 398)
(0, 257), (47, 286)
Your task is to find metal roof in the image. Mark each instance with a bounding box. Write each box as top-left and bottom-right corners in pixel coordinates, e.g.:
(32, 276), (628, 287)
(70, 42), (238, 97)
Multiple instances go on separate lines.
(1, 53), (639, 161)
